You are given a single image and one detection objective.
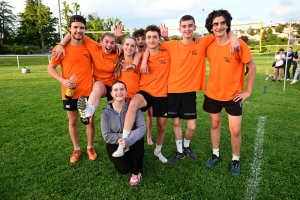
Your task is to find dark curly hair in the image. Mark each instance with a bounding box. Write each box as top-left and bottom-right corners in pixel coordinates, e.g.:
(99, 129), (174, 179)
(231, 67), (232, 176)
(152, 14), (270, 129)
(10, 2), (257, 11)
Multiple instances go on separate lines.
(145, 25), (161, 38)
(132, 28), (145, 38)
(205, 9), (232, 34)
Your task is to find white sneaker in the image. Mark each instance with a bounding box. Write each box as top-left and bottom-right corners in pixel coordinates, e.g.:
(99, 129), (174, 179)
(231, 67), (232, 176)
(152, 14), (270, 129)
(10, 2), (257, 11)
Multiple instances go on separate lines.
(77, 96), (92, 125)
(287, 78), (290, 81)
(154, 149), (168, 163)
(112, 145), (129, 157)
(290, 80), (297, 85)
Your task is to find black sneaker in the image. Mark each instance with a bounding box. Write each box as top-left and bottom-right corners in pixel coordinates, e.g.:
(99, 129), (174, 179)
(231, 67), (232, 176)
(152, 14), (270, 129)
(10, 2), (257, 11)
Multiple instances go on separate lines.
(77, 96), (91, 125)
(230, 160), (241, 176)
(183, 146), (198, 159)
(168, 151), (185, 163)
(206, 154), (220, 168)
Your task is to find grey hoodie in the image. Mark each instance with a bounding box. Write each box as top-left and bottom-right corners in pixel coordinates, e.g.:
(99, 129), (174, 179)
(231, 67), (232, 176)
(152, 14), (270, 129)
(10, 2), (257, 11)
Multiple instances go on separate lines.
(101, 100), (146, 147)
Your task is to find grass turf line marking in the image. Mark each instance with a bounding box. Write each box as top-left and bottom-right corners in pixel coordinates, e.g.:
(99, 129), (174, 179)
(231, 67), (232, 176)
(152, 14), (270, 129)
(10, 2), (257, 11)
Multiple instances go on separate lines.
(245, 116), (266, 200)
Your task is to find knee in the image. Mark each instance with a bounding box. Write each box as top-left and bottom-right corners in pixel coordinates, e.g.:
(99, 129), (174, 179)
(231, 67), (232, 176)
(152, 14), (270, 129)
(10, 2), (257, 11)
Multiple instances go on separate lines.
(230, 127), (241, 137)
(211, 117), (221, 129)
(157, 124), (166, 133)
(115, 166), (131, 175)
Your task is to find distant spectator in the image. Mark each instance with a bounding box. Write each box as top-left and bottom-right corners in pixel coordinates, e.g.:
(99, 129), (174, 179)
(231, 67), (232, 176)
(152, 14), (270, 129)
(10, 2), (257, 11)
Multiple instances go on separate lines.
(283, 47), (294, 80)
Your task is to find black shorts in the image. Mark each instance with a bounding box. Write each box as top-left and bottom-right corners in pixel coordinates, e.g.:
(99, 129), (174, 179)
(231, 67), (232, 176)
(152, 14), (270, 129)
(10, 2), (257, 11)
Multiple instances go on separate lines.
(63, 98), (78, 111)
(167, 92), (197, 119)
(105, 85), (113, 102)
(275, 64), (284, 69)
(137, 90), (168, 118)
(202, 95), (242, 116)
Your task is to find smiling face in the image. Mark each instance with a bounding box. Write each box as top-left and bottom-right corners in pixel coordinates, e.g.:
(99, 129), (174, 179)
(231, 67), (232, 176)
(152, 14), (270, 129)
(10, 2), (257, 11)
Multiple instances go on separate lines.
(68, 22), (86, 41)
(145, 31), (160, 49)
(111, 82), (127, 101)
(211, 16), (228, 38)
(101, 35), (116, 54)
(178, 20), (196, 38)
(123, 38), (137, 56)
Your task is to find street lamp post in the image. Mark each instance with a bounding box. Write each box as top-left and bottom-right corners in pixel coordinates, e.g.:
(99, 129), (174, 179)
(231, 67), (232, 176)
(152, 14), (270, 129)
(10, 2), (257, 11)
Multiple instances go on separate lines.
(202, 8), (204, 35)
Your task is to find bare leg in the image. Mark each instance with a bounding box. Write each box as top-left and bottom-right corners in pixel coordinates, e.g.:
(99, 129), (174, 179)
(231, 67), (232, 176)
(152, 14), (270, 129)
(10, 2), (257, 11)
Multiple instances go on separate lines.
(146, 107), (153, 145)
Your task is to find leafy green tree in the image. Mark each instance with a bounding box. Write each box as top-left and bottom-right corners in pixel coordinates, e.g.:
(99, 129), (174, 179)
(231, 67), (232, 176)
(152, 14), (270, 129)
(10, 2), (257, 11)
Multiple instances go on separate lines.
(61, 1), (82, 33)
(268, 34), (278, 42)
(169, 35), (181, 40)
(0, 1), (18, 45)
(85, 13), (122, 41)
(15, 0), (58, 50)
(275, 25), (284, 33)
(248, 28), (255, 36)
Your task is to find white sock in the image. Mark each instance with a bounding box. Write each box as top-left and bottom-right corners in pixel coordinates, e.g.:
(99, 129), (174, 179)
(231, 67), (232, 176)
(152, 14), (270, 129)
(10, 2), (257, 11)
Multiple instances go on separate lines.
(213, 148), (220, 157)
(87, 146), (93, 149)
(74, 147), (80, 151)
(122, 129), (130, 138)
(232, 155), (240, 161)
(155, 144), (162, 152)
(88, 105), (95, 117)
(183, 138), (190, 148)
(175, 140), (183, 153)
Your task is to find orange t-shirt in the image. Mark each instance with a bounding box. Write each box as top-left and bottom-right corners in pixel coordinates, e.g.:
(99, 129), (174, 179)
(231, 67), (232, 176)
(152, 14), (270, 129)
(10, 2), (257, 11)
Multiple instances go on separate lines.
(119, 60), (141, 99)
(205, 39), (252, 101)
(161, 35), (215, 93)
(139, 50), (170, 97)
(51, 44), (93, 100)
(83, 37), (118, 86)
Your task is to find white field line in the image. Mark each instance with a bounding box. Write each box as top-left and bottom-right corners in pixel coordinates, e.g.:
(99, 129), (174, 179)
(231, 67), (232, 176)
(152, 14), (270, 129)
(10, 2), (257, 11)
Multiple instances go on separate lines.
(245, 116), (266, 200)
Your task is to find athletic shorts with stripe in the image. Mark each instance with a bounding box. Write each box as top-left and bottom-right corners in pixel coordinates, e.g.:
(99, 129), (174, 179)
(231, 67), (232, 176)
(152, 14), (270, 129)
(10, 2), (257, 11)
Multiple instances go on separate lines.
(137, 90), (168, 118)
(202, 94), (242, 116)
(167, 92), (197, 119)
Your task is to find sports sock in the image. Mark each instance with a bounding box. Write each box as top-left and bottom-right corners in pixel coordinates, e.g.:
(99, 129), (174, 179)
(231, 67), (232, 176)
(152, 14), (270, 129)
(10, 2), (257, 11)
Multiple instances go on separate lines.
(74, 147), (80, 151)
(183, 138), (190, 148)
(88, 105), (95, 116)
(87, 146), (93, 149)
(175, 140), (183, 153)
(122, 129), (130, 138)
(232, 155), (240, 161)
(213, 148), (220, 157)
(155, 144), (162, 152)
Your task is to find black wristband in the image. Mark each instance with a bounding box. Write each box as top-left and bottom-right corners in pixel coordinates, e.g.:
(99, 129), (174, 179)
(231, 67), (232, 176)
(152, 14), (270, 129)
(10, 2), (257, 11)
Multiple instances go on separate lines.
(58, 43), (65, 47)
(132, 64), (137, 69)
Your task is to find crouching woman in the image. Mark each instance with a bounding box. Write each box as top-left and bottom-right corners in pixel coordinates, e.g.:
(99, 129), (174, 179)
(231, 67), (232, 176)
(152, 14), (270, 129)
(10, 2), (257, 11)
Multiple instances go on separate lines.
(101, 81), (146, 185)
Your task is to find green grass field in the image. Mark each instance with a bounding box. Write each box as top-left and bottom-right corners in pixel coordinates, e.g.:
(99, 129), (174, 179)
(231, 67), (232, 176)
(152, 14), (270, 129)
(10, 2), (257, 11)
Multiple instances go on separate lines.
(0, 55), (299, 199)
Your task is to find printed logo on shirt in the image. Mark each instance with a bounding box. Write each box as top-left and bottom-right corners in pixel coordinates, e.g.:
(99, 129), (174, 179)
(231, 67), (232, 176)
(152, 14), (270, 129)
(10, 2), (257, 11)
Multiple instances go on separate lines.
(224, 57), (232, 63)
(83, 54), (91, 59)
(66, 104), (70, 109)
(191, 50), (197, 55)
(159, 59), (166, 64)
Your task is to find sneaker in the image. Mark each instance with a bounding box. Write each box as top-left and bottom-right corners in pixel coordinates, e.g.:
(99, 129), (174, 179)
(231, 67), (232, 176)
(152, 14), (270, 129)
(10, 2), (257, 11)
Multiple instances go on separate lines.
(129, 173), (142, 185)
(154, 149), (168, 163)
(278, 79), (281, 82)
(271, 79), (275, 82)
(183, 146), (198, 159)
(168, 151), (185, 163)
(230, 160), (241, 176)
(77, 96), (91, 125)
(290, 80), (297, 85)
(112, 146), (129, 157)
(87, 148), (97, 161)
(70, 150), (82, 163)
(206, 154), (220, 168)
(287, 78), (290, 81)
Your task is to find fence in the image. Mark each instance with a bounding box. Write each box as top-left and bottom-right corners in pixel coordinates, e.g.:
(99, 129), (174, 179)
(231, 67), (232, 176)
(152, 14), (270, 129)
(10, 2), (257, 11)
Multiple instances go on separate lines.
(0, 54), (51, 68)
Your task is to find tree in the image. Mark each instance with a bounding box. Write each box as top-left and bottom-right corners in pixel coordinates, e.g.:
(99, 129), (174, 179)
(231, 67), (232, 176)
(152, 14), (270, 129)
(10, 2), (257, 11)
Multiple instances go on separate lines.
(15, 0), (58, 50)
(85, 13), (122, 41)
(248, 28), (255, 36)
(61, 1), (82, 33)
(0, 1), (18, 45)
(275, 25), (284, 33)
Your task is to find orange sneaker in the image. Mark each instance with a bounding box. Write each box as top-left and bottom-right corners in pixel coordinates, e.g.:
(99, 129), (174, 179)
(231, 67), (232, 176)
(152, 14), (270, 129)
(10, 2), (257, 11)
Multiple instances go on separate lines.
(87, 148), (97, 161)
(70, 150), (82, 163)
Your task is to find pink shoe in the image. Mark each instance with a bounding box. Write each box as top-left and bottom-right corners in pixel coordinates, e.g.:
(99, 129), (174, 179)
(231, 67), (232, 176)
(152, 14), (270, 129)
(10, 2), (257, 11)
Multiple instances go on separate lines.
(129, 173), (141, 185)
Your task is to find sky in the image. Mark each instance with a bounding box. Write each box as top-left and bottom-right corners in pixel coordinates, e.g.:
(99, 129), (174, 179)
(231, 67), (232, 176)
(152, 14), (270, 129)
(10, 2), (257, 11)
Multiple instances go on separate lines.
(9, 0), (300, 36)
